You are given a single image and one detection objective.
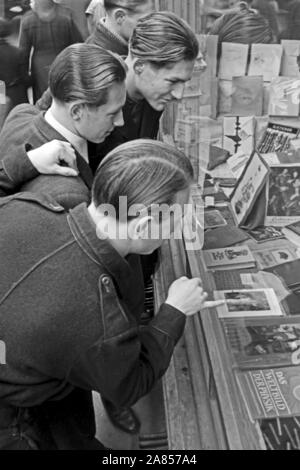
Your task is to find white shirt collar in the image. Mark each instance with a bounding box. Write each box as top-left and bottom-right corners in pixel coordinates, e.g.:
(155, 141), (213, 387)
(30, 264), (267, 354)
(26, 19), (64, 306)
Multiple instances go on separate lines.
(44, 109), (89, 163)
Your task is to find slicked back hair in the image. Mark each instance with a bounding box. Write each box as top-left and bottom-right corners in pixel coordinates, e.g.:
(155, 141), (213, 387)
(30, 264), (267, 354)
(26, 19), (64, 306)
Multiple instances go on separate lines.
(129, 11), (199, 68)
(104, 0), (152, 13)
(49, 43), (127, 107)
(92, 139), (194, 218)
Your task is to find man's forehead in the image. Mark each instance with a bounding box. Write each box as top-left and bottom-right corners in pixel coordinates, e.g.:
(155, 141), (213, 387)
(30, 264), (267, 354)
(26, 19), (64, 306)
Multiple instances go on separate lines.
(161, 60), (195, 78)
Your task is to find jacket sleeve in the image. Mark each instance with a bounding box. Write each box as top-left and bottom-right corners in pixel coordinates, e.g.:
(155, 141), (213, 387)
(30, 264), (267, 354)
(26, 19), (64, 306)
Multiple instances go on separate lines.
(66, 302), (186, 408)
(0, 145), (39, 196)
(18, 17), (33, 76)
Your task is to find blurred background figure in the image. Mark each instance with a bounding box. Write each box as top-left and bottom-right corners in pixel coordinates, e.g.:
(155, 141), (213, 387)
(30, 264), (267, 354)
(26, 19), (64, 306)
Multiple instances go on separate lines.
(209, 1), (273, 45)
(279, 0), (300, 40)
(0, 17), (29, 128)
(85, 0), (106, 34)
(86, 0), (153, 56)
(19, 0), (83, 103)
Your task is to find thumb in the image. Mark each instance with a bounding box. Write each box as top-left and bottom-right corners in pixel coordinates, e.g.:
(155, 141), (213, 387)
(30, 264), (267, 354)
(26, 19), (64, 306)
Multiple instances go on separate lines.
(53, 165), (78, 177)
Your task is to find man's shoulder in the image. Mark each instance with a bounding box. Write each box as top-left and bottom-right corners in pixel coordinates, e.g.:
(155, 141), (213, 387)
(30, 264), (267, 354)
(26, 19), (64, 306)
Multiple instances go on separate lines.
(0, 192), (66, 215)
(21, 174), (91, 210)
(5, 103), (40, 123)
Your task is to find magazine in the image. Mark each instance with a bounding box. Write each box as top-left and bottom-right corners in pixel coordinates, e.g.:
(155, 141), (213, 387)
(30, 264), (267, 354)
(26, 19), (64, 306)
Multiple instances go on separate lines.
(222, 316), (300, 369)
(265, 164), (300, 227)
(214, 288), (284, 319)
(236, 366), (300, 420)
(230, 151), (269, 227)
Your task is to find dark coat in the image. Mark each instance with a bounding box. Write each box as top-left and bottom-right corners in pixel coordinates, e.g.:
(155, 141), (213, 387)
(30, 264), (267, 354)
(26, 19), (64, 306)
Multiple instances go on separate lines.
(0, 104), (93, 207)
(19, 8), (83, 102)
(86, 19), (128, 56)
(0, 39), (29, 108)
(0, 192), (185, 449)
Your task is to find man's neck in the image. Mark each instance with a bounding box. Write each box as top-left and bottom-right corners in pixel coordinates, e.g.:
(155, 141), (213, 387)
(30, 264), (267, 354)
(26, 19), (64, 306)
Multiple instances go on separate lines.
(49, 103), (76, 135)
(88, 203), (130, 258)
(125, 58), (144, 102)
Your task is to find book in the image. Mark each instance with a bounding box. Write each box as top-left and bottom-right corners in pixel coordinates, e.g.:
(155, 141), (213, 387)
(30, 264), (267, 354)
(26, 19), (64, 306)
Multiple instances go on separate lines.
(230, 151), (269, 227)
(203, 225), (250, 250)
(222, 316), (300, 370)
(214, 288), (284, 319)
(265, 164), (300, 227)
(218, 42), (249, 80)
(218, 79), (233, 115)
(223, 116), (255, 156)
(203, 245), (256, 271)
(248, 44), (283, 82)
(253, 246), (296, 269)
(281, 40), (300, 77)
(204, 209), (227, 229)
(268, 77), (300, 117)
(264, 259), (300, 292)
(258, 122), (300, 154)
(282, 221), (300, 247)
(236, 366), (300, 420)
(231, 76), (263, 117)
(247, 226), (284, 245)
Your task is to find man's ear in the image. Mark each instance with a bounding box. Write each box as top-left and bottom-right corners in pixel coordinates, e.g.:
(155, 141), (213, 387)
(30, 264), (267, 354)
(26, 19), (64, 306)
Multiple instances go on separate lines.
(133, 59), (145, 75)
(113, 8), (126, 25)
(129, 215), (154, 240)
(69, 102), (85, 122)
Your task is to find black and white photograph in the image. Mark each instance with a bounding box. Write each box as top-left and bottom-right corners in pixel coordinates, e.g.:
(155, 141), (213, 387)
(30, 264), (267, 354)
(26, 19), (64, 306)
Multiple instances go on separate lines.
(214, 288), (284, 319)
(266, 165), (300, 226)
(2, 0), (300, 455)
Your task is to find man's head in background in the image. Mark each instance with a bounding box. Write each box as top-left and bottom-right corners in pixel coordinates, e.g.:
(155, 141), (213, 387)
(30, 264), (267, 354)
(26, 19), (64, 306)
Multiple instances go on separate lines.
(48, 43), (127, 143)
(103, 0), (153, 42)
(126, 11), (201, 111)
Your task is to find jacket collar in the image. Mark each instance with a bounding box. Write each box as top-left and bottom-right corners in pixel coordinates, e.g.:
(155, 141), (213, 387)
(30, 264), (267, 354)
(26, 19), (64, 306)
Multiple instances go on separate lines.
(68, 203), (133, 294)
(33, 112), (94, 189)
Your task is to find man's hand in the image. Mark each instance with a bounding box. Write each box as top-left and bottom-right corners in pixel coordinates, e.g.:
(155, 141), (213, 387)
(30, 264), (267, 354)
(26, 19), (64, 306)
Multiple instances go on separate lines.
(165, 277), (251, 316)
(27, 140), (78, 177)
(165, 277), (208, 317)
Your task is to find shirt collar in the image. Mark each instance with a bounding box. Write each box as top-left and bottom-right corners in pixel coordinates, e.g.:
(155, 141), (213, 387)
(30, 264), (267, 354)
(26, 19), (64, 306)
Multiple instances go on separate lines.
(45, 109), (89, 163)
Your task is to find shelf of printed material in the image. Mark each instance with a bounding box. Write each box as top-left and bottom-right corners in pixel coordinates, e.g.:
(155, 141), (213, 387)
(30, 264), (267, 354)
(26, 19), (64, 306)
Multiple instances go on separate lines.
(154, 180), (300, 450)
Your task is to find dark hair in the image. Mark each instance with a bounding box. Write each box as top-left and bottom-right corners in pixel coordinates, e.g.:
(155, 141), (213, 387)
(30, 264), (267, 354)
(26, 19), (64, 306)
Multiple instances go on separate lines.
(49, 44), (127, 106)
(129, 11), (199, 68)
(209, 2), (273, 44)
(0, 18), (11, 38)
(104, 0), (151, 13)
(92, 139), (194, 217)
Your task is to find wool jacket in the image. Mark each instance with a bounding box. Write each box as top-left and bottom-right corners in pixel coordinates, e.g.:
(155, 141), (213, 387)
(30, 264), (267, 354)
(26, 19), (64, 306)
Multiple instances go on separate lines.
(86, 19), (128, 56)
(0, 104), (93, 207)
(0, 193), (185, 448)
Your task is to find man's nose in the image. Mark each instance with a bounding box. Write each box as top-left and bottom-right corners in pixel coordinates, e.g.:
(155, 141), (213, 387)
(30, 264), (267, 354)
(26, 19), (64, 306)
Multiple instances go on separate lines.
(113, 110), (124, 128)
(171, 83), (185, 101)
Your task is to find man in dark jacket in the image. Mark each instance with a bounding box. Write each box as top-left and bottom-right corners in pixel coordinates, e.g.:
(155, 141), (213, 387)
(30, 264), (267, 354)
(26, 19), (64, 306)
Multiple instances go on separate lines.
(0, 43), (126, 207)
(86, 0), (153, 56)
(0, 18), (29, 122)
(0, 139), (211, 450)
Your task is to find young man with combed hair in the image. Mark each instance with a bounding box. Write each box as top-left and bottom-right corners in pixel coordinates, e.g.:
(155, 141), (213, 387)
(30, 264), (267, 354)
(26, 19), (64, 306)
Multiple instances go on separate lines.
(86, 0), (153, 56)
(0, 140), (213, 449)
(0, 43), (126, 208)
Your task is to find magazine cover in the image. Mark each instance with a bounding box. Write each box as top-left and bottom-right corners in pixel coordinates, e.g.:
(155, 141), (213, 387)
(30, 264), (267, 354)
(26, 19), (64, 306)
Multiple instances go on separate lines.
(230, 151), (269, 227)
(222, 316), (300, 369)
(214, 288), (284, 319)
(265, 164), (300, 227)
(236, 366), (300, 420)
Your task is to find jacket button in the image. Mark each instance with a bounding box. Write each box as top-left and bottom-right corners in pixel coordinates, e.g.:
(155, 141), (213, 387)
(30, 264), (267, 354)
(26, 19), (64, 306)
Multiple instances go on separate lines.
(102, 276), (112, 293)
